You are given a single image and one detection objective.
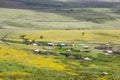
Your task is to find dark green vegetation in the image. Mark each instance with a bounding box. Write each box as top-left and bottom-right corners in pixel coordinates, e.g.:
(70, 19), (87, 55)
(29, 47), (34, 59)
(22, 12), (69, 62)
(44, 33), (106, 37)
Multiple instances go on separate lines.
(1, 0), (120, 8)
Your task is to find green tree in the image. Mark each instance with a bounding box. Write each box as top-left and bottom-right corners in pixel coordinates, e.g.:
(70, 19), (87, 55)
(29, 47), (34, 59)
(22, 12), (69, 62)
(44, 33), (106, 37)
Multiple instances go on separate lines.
(40, 35), (43, 39)
(19, 35), (26, 39)
(19, 35), (30, 44)
(82, 32), (85, 36)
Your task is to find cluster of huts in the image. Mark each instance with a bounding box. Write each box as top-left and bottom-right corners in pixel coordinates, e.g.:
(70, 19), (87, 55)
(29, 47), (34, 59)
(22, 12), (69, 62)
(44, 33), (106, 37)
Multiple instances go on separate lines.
(94, 44), (120, 55)
(34, 49), (49, 55)
(32, 42), (120, 56)
(31, 42), (75, 47)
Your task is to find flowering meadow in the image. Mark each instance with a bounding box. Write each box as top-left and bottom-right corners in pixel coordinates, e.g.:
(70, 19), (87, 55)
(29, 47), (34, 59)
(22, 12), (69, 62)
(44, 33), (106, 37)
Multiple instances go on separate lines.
(0, 30), (120, 80)
(0, 30), (120, 43)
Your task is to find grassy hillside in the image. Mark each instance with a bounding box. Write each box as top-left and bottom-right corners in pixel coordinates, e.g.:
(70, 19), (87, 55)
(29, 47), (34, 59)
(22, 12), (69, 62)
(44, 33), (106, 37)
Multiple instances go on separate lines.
(0, 8), (120, 30)
(0, 0), (120, 30)
(1, 0), (120, 9)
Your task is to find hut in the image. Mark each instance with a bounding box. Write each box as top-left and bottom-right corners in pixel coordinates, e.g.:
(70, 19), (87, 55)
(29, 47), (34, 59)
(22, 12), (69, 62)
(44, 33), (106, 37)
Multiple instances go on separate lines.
(107, 50), (113, 54)
(113, 51), (120, 54)
(60, 43), (66, 47)
(32, 43), (38, 46)
(83, 46), (90, 49)
(34, 49), (41, 53)
(48, 43), (55, 46)
(94, 45), (112, 50)
(84, 57), (91, 61)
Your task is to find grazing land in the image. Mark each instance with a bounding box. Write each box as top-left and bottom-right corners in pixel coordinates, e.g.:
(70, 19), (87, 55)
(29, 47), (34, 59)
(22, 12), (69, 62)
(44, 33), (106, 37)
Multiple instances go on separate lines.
(0, 0), (120, 80)
(0, 29), (120, 80)
(0, 29), (120, 43)
(0, 8), (120, 30)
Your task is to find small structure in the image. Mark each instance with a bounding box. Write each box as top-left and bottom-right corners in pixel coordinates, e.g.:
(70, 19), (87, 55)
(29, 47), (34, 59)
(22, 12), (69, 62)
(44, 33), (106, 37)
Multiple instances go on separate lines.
(102, 72), (109, 75)
(83, 46), (90, 49)
(78, 43), (85, 46)
(95, 45), (112, 50)
(104, 50), (113, 55)
(80, 50), (91, 53)
(0, 40), (3, 43)
(84, 57), (91, 61)
(44, 47), (52, 50)
(107, 50), (113, 54)
(32, 43), (38, 46)
(60, 43), (66, 47)
(104, 49), (120, 55)
(104, 53), (111, 56)
(66, 49), (71, 52)
(67, 56), (76, 59)
(112, 45), (120, 54)
(34, 49), (41, 53)
(113, 51), (120, 54)
(48, 43), (55, 46)
(34, 49), (49, 55)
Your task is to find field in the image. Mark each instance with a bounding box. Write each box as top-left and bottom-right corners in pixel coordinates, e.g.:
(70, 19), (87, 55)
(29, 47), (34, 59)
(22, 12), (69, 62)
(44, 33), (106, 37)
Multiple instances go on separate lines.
(0, 3), (120, 80)
(0, 29), (120, 43)
(0, 29), (120, 80)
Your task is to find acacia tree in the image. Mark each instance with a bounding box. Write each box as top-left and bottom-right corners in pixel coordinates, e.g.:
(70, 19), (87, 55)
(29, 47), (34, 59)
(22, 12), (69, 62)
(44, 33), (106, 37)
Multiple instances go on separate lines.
(19, 35), (26, 39)
(19, 35), (29, 44)
(82, 32), (85, 36)
(20, 35), (37, 45)
(40, 35), (43, 39)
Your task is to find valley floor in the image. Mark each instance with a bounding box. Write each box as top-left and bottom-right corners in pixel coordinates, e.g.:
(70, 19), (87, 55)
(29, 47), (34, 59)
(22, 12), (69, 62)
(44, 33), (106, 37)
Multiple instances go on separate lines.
(0, 29), (120, 80)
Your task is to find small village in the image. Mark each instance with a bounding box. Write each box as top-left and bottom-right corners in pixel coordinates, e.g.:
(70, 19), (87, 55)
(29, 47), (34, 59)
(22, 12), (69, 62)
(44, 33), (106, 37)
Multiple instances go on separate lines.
(15, 37), (120, 60)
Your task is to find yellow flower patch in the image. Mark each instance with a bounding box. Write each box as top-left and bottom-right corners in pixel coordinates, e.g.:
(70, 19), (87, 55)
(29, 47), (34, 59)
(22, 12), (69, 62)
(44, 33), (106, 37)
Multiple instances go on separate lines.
(7, 30), (120, 43)
(0, 78), (3, 80)
(0, 48), (66, 71)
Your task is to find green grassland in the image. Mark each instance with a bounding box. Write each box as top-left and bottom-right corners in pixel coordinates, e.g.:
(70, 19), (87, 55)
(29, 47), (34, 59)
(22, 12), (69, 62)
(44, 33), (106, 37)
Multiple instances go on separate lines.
(0, 2), (120, 80)
(0, 34), (120, 80)
(0, 8), (120, 30)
